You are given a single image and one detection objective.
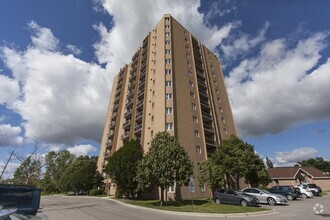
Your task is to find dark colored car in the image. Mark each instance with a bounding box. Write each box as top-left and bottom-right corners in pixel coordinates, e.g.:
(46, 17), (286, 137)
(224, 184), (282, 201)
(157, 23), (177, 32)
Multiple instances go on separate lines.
(213, 189), (260, 206)
(269, 185), (298, 200)
(0, 184), (41, 215)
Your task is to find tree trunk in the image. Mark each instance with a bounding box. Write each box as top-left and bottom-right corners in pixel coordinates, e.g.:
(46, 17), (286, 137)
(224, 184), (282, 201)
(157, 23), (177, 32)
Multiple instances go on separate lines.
(236, 176), (240, 189)
(160, 186), (164, 206)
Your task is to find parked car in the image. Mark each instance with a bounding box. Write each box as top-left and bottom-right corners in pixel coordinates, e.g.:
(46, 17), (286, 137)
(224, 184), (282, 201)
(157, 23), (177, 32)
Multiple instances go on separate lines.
(242, 188), (288, 206)
(269, 185), (298, 200)
(297, 184), (322, 196)
(213, 189), (260, 207)
(295, 185), (314, 199)
(0, 184), (41, 216)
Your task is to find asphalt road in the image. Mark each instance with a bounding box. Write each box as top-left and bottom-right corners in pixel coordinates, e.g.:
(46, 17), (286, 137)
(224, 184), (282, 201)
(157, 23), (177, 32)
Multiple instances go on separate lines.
(39, 195), (330, 220)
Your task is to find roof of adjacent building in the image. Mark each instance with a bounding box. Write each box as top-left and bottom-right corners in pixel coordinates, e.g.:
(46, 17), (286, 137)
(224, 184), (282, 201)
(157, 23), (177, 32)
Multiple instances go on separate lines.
(268, 166), (330, 179)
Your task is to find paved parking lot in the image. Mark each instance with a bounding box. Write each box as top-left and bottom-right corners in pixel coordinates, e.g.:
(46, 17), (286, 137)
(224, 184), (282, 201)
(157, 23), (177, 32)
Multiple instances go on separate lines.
(39, 195), (330, 220)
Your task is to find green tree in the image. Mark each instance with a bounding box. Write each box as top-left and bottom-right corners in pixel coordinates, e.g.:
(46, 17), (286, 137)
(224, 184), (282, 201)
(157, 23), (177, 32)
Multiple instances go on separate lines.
(42, 150), (76, 193)
(135, 132), (193, 205)
(105, 139), (143, 198)
(244, 155), (271, 187)
(213, 135), (269, 188)
(198, 158), (224, 196)
(297, 157), (330, 172)
(60, 156), (97, 194)
(13, 154), (42, 186)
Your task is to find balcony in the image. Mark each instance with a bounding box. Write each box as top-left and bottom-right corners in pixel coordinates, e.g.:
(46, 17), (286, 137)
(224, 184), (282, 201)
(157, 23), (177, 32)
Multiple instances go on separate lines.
(106, 140), (112, 149)
(124, 109), (132, 118)
(104, 151), (110, 159)
(111, 112), (118, 120)
(128, 82), (135, 91)
(203, 124), (214, 134)
(202, 111), (212, 122)
(138, 80), (145, 90)
(200, 98), (209, 107)
(129, 74), (136, 82)
(136, 99), (144, 110)
(196, 71), (205, 80)
(108, 130), (114, 139)
(112, 103), (119, 112)
(138, 90), (145, 99)
(121, 131), (130, 141)
(135, 111), (143, 121)
(139, 71), (146, 79)
(126, 99), (134, 108)
(126, 89), (134, 99)
(199, 89), (208, 99)
(123, 119), (131, 129)
(109, 121), (115, 130)
(134, 124), (142, 133)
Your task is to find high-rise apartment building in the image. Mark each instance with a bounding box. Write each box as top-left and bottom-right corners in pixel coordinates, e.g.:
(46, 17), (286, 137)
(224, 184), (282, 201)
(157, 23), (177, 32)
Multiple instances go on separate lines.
(97, 14), (237, 199)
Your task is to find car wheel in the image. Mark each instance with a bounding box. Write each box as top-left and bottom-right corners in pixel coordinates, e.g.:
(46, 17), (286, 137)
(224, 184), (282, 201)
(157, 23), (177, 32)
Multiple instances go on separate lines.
(302, 194), (307, 199)
(215, 198), (221, 204)
(240, 199), (248, 207)
(286, 194), (293, 200)
(267, 197), (276, 206)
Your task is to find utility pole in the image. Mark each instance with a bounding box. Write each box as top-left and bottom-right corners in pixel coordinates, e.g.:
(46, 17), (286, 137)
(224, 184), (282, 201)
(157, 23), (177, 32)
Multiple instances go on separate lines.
(0, 150), (14, 181)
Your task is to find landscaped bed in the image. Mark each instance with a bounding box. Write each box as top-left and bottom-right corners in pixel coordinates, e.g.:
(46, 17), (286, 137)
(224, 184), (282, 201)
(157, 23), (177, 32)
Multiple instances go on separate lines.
(125, 200), (270, 213)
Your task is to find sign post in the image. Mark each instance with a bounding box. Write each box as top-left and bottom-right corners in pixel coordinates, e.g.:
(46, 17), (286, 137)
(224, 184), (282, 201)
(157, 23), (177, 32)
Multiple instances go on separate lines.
(188, 176), (195, 209)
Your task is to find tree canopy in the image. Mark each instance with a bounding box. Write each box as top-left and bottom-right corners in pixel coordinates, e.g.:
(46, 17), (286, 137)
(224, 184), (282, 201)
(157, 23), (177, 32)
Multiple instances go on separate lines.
(198, 158), (224, 194)
(13, 154), (42, 186)
(297, 157), (330, 172)
(135, 132), (193, 205)
(105, 139), (143, 198)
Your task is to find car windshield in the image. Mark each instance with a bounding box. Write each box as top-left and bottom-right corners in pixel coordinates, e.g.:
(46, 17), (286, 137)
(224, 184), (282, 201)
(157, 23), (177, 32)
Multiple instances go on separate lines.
(308, 184), (317, 188)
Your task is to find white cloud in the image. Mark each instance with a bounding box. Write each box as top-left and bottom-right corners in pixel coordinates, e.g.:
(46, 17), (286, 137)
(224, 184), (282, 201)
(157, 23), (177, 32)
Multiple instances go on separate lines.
(66, 44), (82, 55)
(0, 124), (23, 147)
(274, 147), (318, 167)
(0, 75), (20, 108)
(0, 162), (20, 179)
(67, 144), (97, 157)
(220, 22), (269, 62)
(93, 0), (239, 72)
(226, 33), (330, 136)
(1, 22), (111, 145)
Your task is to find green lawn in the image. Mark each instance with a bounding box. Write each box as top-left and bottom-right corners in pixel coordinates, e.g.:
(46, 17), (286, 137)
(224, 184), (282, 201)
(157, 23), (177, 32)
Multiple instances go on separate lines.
(125, 200), (270, 213)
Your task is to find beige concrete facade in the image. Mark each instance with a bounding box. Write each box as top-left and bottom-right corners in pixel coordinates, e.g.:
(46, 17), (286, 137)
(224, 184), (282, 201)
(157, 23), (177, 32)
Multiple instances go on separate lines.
(97, 14), (237, 199)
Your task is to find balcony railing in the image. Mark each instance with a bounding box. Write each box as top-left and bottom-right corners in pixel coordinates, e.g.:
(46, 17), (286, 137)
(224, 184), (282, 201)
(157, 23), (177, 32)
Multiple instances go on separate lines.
(124, 109), (132, 118)
(135, 111), (143, 121)
(134, 124), (142, 133)
(121, 131), (130, 140)
(123, 120), (131, 129)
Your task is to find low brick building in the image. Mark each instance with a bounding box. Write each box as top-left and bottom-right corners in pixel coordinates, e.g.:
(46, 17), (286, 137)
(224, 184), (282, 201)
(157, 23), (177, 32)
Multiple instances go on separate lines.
(267, 167), (330, 191)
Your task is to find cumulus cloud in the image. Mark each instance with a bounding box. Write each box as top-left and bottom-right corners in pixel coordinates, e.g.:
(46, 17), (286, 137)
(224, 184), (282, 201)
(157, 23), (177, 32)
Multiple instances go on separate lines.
(1, 21), (111, 145)
(0, 75), (20, 108)
(273, 147), (318, 167)
(67, 144), (97, 157)
(93, 0), (239, 71)
(0, 124), (23, 147)
(0, 162), (20, 179)
(220, 22), (270, 63)
(226, 33), (330, 136)
(66, 44), (82, 55)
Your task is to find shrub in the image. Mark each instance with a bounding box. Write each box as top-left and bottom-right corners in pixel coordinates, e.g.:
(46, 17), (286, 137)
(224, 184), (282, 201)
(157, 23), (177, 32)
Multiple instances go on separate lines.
(89, 189), (104, 196)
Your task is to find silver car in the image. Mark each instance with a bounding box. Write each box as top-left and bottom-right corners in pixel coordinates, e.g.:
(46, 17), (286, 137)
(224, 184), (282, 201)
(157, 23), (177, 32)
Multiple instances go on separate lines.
(242, 188), (288, 206)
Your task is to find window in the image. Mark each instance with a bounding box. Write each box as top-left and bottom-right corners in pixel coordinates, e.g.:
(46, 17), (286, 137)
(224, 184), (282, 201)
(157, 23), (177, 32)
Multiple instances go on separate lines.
(165, 17), (170, 21)
(189, 80), (193, 87)
(166, 123), (173, 131)
(165, 25), (170, 29)
(188, 71), (192, 76)
(193, 116), (198, 123)
(221, 117), (225, 123)
(165, 69), (171, 74)
(165, 32), (170, 36)
(194, 130), (199, 137)
(165, 107), (173, 114)
(224, 128), (228, 135)
(165, 93), (172, 100)
(196, 145), (201, 154)
(165, 40), (170, 45)
(165, 49), (171, 54)
(200, 185), (206, 192)
(192, 103), (196, 110)
(165, 59), (171, 64)
(190, 91), (195, 98)
(165, 81), (172, 86)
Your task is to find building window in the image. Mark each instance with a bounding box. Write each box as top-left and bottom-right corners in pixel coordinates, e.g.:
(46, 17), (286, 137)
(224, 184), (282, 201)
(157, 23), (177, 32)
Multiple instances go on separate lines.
(196, 145), (201, 154)
(224, 128), (228, 135)
(165, 32), (170, 36)
(165, 59), (171, 64)
(190, 91), (195, 98)
(193, 116), (198, 123)
(192, 103), (196, 110)
(165, 40), (170, 45)
(165, 69), (171, 74)
(200, 185), (206, 192)
(165, 81), (172, 86)
(165, 93), (172, 100)
(194, 130), (199, 137)
(165, 25), (170, 29)
(188, 71), (192, 76)
(165, 107), (173, 115)
(221, 117), (226, 123)
(165, 17), (170, 21)
(165, 49), (171, 54)
(166, 123), (173, 131)
(189, 80), (193, 87)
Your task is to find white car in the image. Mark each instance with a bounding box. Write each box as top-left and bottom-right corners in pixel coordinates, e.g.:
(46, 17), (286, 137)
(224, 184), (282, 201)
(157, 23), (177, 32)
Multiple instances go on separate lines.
(242, 188), (288, 206)
(295, 185), (314, 199)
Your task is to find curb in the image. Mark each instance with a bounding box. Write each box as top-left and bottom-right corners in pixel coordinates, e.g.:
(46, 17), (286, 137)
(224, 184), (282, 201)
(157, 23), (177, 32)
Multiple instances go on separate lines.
(104, 197), (278, 218)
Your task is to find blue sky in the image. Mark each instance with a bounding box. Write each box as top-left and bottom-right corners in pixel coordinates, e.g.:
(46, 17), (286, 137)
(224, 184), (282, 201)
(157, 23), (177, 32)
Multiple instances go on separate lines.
(0, 0), (329, 178)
